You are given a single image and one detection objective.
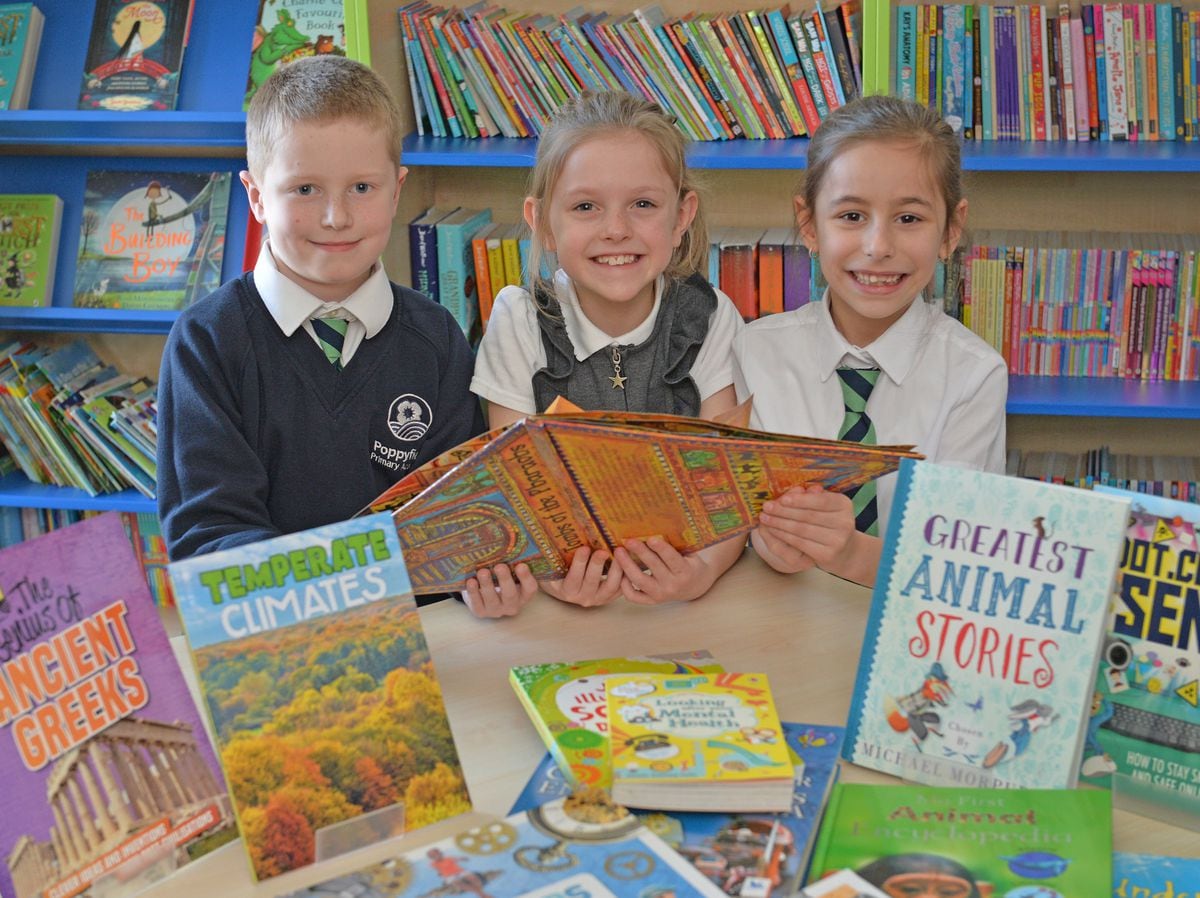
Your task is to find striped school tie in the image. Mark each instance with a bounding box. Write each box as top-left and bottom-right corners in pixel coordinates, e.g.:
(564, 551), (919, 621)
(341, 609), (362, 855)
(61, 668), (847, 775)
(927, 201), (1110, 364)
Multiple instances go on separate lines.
(312, 316), (349, 370)
(836, 367), (881, 536)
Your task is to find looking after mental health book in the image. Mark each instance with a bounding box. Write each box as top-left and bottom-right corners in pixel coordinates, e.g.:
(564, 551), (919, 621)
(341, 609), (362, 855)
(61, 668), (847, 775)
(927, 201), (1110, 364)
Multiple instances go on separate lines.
(844, 459), (1130, 789)
(168, 514), (470, 881)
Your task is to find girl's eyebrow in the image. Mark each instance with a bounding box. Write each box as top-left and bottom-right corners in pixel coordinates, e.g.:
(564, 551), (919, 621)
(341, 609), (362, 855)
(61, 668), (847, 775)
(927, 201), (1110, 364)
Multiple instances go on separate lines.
(829, 193), (935, 209)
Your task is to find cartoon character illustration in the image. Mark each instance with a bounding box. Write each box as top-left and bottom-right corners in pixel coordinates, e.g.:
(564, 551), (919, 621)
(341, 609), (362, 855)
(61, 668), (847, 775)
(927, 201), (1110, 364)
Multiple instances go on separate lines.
(1080, 690), (1117, 777)
(678, 819), (794, 897)
(855, 852), (985, 898)
(423, 848), (497, 898)
(983, 700), (1059, 769)
(246, 7), (313, 100)
(3, 252), (24, 297)
(143, 180), (173, 235)
(884, 662), (953, 747)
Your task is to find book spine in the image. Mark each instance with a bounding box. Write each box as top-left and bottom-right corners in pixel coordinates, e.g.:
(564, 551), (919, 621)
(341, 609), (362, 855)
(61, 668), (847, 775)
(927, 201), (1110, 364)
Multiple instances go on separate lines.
(414, 9), (464, 137)
(943, 4), (966, 135)
(664, 19), (737, 138)
(694, 16), (765, 138)
(1029, 5), (1048, 140)
(895, 5), (917, 100)
(803, 14), (842, 112)
(728, 12), (792, 137)
(817, 0), (859, 102)
(472, 227), (494, 325)
(749, 10), (807, 135)
(840, 0), (865, 94)
(757, 239), (784, 315)
(682, 17), (753, 138)
(1081, 5), (1101, 138)
(1124, 3), (1141, 140)
(1060, 8), (1079, 140)
(1047, 10), (1065, 140)
(1143, 2), (1159, 141)
(409, 217), (440, 301)
(1156, 2), (1175, 139)
(791, 12), (834, 121)
(766, 9), (821, 134)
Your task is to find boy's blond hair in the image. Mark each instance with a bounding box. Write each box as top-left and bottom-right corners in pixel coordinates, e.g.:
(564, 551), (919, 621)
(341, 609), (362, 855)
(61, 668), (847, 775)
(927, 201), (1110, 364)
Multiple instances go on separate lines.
(245, 55), (403, 179)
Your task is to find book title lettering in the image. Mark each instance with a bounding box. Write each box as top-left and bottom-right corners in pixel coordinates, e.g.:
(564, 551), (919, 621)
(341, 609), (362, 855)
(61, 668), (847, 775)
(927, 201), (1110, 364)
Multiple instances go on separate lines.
(1113, 536), (1200, 655)
(102, 201), (194, 282)
(0, 214), (48, 251)
(509, 441), (583, 551)
(0, 10), (25, 46)
(874, 794), (1076, 849)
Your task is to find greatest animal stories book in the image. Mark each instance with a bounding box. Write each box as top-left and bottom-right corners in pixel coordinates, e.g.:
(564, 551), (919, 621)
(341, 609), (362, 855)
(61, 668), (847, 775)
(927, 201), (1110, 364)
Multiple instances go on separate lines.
(167, 513), (470, 882)
(844, 458), (1130, 789)
(362, 408), (921, 594)
(73, 170), (231, 311)
(0, 514), (236, 898)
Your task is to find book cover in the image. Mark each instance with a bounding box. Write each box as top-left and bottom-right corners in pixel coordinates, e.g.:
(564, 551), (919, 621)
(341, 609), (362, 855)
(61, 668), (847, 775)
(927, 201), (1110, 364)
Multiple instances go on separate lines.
(808, 783), (1112, 896)
(244, 0), (351, 111)
(843, 458), (1130, 789)
(72, 170), (231, 311)
(0, 2), (43, 110)
(366, 408), (921, 594)
(167, 513), (470, 881)
(408, 205), (457, 302)
(279, 796), (728, 898)
(436, 207), (491, 338)
(511, 723), (845, 898)
(78, 0), (192, 111)
(0, 514), (236, 898)
(719, 227), (763, 320)
(607, 672), (794, 812)
(0, 194), (62, 307)
(1113, 851), (1200, 895)
(509, 652), (723, 789)
(799, 868), (886, 897)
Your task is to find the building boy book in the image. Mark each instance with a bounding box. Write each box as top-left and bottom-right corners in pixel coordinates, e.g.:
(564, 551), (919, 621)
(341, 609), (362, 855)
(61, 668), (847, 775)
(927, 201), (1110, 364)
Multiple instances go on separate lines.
(167, 513), (470, 881)
(0, 194), (62, 307)
(73, 170), (231, 311)
(808, 783), (1112, 897)
(843, 458), (1130, 789)
(78, 0), (193, 111)
(279, 794), (728, 898)
(510, 652), (723, 790)
(1080, 486), (1200, 819)
(607, 672), (794, 812)
(1113, 851), (1200, 897)
(0, 3), (43, 110)
(367, 408), (921, 594)
(512, 722), (845, 898)
(0, 514), (236, 898)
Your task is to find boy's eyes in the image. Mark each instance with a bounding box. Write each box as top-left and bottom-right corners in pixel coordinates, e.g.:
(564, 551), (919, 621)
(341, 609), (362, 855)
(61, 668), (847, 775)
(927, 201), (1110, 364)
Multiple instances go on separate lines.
(572, 202), (595, 212)
(294, 184), (315, 196)
(353, 183), (372, 194)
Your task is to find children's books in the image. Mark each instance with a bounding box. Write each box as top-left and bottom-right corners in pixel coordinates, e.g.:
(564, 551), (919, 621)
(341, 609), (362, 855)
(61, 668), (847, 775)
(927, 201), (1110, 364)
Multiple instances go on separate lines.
(365, 408), (921, 593)
(0, 514), (236, 898)
(0, 2), (43, 110)
(608, 672), (794, 812)
(510, 652), (722, 789)
(0, 194), (61, 307)
(799, 869), (886, 897)
(844, 458), (1130, 789)
(1080, 487), (1200, 822)
(73, 170), (231, 311)
(78, 0), (193, 111)
(435, 206), (491, 339)
(512, 722), (845, 898)
(168, 513), (470, 881)
(808, 783), (1112, 897)
(1113, 851), (1200, 896)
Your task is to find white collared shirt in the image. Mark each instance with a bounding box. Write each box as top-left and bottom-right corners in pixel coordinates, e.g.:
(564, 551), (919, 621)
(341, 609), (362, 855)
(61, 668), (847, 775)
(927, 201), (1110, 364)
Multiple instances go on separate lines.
(254, 241), (393, 366)
(732, 295), (1008, 530)
(471, 269), (743, 414)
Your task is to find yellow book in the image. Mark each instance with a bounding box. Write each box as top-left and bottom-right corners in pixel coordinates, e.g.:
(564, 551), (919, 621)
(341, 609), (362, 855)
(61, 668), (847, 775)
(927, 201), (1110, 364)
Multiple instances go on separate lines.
(486, 224), (508, 296)
(501, 221), (524, 287)
(606, 671), (793, 812)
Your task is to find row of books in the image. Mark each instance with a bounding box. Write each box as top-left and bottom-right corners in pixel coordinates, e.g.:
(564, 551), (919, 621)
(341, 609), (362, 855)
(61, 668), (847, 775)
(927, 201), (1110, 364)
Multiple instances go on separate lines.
(949, 229), (1200, 381)
(0, 338), (157, 498)
(896, 2), (1200, 141)
(1012, 445), (1200, 499)
(397, 1), (864, 141)
(0, 2), (43, 110)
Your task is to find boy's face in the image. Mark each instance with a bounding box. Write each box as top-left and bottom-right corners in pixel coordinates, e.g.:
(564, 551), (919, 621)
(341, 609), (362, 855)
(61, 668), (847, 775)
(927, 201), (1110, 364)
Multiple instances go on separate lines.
(241, 117), (406, 302)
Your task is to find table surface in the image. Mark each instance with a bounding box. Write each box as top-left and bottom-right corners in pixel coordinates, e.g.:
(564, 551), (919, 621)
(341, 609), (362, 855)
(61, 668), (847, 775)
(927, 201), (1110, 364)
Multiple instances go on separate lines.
(153, 551), (1199, 896)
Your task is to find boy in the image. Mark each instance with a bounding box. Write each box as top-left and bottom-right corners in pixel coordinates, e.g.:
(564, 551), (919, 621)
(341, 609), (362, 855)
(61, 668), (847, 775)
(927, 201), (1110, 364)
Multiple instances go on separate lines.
(158, 55), (484, 560)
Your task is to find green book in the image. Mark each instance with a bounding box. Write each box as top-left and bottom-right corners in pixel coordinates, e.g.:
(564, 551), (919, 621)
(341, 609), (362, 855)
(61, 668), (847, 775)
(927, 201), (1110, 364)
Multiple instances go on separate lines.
(0, 194), (62, 307)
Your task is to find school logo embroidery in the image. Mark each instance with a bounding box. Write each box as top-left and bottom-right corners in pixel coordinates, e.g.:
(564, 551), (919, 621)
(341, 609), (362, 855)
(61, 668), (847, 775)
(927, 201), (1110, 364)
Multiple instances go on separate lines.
(388, 393), (433, 441)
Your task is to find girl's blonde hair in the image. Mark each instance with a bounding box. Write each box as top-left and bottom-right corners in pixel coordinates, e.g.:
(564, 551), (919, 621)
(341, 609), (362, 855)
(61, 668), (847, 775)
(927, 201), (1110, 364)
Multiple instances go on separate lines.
(525, 91), (707, 294)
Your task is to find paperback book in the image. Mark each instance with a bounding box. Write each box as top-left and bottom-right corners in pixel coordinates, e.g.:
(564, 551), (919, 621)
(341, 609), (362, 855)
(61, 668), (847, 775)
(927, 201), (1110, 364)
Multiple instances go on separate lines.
(0, 514), (236, 898)
(808, 783), (1112, 897)
(73, 170), (231, 311)
(0, 194), (62, 307)
(167, 513), (470, 881)
(843, 458), (1130, 789)
(78, 0), (193, 111)
(1113, 851), (1200, 896)
(0, 2), (43, 110)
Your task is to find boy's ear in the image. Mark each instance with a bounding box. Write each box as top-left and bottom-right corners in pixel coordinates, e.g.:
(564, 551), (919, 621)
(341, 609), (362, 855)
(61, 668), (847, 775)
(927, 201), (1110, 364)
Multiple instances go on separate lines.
(523, 197), (553, 251)
(794, 195), (817, 253)
(240, 170), (267, 224)
(673, 190), (699, 248)
(941, 198), (969, 259)
(391, 166), (409, 213)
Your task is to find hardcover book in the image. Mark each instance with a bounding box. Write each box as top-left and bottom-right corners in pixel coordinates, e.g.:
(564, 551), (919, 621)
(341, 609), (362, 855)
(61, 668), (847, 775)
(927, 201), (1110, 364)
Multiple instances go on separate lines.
(607, 672), (794, 812)
(0, 194), (62, 307)
(1113, 851), (1200, 896)
(0, 2), (43, 110)
(167, 513), (470, 881)
(243, 0), (361, 110)
(365, 408), (921, 594)
(843, 458), (1130, 789)
(0, 514), (236, 898)
(73, 170), (231, 311)
(808, 783), (1112, 897)
(436, 206), (491, 338)
(78, 0), (193, 111)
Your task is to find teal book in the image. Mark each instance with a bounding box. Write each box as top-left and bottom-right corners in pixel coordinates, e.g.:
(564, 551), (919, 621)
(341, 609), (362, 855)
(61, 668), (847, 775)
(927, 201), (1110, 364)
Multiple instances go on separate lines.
(808, 783), (1112, 896)
(0, 2), (43, 110)
(1113, 852), (1200, 896)
(844, 458), (1130, 789)
(436, 206), (491, 338)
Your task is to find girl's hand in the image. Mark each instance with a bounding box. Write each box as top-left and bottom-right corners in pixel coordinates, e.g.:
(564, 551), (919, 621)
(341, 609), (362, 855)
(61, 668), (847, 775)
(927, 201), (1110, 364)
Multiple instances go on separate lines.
(614, 535), (742, 604)
(541, 546), (625, 608)
(753, 485), (880, 587)
(462, 563), (538, 618)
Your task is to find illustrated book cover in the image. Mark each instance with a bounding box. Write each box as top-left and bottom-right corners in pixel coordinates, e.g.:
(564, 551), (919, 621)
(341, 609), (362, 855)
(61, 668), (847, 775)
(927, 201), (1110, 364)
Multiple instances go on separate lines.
(807, 783), (1112, 897)
(0, 2), (43, 110)
(279, 794), (728, 898)
(511, 722), (845, 898)
(0, 194), (62, 307)
(1113, 851), (1200, 897)
(368, 408), (921, 594)
(73, 170), (231, 311)
(167, 513), (470, 881)
(1079, 487), (1200, 821)
(607, 672), (794, 812)
(843, 458), (1130, 789)
(0, 513), (236, 898)
(510, 652), (723, 790)
(78, 0), (193, 111)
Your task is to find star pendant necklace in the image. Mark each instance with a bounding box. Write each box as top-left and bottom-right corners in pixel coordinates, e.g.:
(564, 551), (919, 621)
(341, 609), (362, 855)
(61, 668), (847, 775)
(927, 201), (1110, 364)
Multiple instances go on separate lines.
(609, 345), (627, 390)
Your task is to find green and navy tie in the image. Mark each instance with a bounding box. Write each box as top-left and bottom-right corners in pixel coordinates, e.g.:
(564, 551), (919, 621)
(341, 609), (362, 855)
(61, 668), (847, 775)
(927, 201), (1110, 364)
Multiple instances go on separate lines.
(837, 367), (881, 536)
(312, 316), (349, 370)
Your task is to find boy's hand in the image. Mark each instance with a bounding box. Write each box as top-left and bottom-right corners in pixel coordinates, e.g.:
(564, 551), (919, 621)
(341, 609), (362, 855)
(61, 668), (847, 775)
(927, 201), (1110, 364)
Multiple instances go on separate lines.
(541, 547), (624, 608)
(615, 536), (723, 604)
(753, 485), (880, 586)
(462, 563), (538, 618)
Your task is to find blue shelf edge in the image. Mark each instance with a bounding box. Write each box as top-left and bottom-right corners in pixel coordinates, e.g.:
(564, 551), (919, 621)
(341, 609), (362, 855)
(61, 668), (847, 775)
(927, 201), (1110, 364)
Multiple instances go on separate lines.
(0, 308), (180, 334)
(0, 475), (155, 513)
(0, 110), (247, 149)
(1007, 376), (1200, 418)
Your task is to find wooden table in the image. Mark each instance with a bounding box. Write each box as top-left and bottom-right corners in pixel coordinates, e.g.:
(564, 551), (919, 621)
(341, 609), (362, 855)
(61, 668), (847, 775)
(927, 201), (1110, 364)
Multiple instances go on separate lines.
(155, 551), (1199, 896)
